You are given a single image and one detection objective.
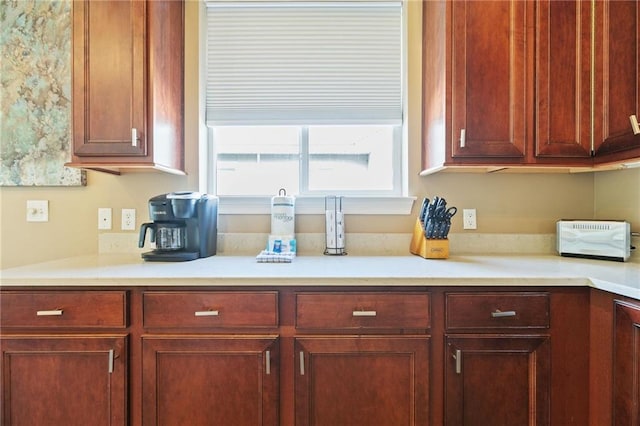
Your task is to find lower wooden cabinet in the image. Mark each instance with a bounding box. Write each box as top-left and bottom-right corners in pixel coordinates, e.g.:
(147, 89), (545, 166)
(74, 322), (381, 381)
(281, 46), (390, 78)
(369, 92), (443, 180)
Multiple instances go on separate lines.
(2, 286), (625, 425)
(142, 336), (279, 426)
(613, 300), (640, 425)
(295, 336), (430, 425)
(0, 335), (127, 426)
(445, 335), (550, 425)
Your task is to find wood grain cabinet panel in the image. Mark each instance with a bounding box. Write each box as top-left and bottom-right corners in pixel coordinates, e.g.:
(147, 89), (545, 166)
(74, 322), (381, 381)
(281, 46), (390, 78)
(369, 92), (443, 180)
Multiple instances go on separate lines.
(0, 291), (127, 328)
(445, 335), (551, 426)
(445, 292), (550, 330)
(295, 292), (430, 331)
(295, 336), (430, 426)
(593, 0), (640, 163)
(143, 291), (278, 329)
(534, 0), (592, 160)
(0, 335), (127, 426)
(613, 300), (640, 425)
(449, 0), (531, 160)
(142, 336), (279, 426)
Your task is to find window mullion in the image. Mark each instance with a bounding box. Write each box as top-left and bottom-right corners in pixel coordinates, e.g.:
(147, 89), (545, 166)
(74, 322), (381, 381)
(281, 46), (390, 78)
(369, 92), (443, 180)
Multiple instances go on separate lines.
(300, 127), (310, 194)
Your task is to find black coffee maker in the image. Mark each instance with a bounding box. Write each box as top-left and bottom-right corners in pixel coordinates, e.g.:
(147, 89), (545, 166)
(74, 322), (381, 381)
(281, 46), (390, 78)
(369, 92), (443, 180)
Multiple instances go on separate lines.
(138, 192), (218, 261)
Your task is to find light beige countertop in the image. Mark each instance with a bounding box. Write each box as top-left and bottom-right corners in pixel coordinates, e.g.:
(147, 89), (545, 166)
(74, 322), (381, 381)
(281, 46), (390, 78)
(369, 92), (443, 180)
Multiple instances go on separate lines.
(1, 254), (638, 299)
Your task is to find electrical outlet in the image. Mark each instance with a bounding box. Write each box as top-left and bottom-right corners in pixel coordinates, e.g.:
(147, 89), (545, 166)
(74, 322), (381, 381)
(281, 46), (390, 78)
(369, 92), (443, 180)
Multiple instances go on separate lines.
(121, 208), (136, 231)
(98, 208), (112, 230)
(463, 209), (477, 230)
(26, 200), (49, 222)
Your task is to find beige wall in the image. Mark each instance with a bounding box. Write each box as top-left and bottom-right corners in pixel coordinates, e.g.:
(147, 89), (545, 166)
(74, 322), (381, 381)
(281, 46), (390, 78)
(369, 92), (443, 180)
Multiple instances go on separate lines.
(1, 1), (637, 269)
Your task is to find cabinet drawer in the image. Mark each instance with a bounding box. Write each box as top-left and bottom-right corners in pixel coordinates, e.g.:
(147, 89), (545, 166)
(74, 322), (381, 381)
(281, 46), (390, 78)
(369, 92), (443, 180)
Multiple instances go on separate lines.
(446, 292), (550, 330)
(296, 292), (430, 330)
(143, 292), (278, 328)
(0, 291), (127, 328)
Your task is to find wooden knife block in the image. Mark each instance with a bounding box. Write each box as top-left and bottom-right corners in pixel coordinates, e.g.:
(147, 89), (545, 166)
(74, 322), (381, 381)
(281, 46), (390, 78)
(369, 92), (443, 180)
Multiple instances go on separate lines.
(409, 218), (449, 259)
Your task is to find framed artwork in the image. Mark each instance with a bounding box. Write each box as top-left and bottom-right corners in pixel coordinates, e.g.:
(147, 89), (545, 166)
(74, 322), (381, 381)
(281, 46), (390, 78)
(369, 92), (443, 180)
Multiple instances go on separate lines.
(1, 0), (85, 186)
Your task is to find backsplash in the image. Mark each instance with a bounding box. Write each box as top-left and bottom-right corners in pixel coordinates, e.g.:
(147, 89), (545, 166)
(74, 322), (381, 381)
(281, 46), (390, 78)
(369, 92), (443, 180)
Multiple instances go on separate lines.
(99, 232), (559, 257)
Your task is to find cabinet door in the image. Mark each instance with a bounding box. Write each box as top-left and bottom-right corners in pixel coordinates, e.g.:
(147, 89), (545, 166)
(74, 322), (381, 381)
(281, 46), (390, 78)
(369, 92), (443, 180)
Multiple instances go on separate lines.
(295, 336), (429, 426)
(445, 335), (550, 426)
(613, 301), (640, 425)
(142, 336), (279, 426)
(0, 335), (127, 426)
(534, 0), (592, 160)
(72, 0), (146, 157)
(450, 0), (532, 159)
(594, 0), (640, 161)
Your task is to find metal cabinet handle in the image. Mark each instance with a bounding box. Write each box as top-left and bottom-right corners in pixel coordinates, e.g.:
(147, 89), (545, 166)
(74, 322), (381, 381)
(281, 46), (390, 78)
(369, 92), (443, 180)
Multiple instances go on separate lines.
(352, 310), (377, 317)
(131, 128), (138, 147)
(453, 349), (462, 374)
(299, 351), (305, 376)
(108, 349), (115, 374)
(265, 350), (271, 375)
(36, 309), (63, 316)
(630, 114), (640, 135)
(460, 128), (466, 148)
(194, 310), (219, 317)
(491, 310), (517, 318)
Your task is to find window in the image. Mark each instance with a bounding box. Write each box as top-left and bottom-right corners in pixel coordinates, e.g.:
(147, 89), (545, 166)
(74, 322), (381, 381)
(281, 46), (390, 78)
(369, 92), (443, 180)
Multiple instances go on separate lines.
(204, 0), (409, 212)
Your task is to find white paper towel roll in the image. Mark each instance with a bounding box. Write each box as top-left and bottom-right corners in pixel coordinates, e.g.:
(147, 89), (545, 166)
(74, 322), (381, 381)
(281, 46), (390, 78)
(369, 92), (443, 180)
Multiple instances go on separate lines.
(271, 193), (295, 236)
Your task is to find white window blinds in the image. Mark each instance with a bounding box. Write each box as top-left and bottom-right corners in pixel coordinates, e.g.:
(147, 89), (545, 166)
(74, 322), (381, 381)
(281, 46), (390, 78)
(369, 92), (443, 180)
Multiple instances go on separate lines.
(205, 1), (403, 125)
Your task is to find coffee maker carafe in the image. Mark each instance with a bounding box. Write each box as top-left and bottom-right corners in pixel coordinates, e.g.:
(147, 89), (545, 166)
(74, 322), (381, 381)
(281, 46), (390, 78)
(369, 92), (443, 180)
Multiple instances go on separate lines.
(138, 192), (218, 261)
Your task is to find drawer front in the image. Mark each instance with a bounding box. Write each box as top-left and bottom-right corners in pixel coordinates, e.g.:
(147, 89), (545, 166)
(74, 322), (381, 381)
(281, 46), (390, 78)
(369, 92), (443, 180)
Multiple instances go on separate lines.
(446, 292), (550, 330)
(296, 292), (430, 330)
(0, 291), (127, 328)
(143, 291), (278, 328)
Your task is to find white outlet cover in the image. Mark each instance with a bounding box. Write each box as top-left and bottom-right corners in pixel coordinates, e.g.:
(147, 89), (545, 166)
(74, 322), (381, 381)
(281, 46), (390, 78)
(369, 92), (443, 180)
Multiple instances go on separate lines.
(26, 200), (49, 222)
(98, 208), (112, 230)
(121, 208), (136, 231)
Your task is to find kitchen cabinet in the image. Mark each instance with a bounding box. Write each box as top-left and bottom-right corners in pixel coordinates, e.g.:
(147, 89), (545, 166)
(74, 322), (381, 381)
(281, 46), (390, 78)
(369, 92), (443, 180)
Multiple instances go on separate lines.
(534, 0), (592, 161)
(67, 0), (184, 174)
(294, 292), (431, 425)
(142, 336), (278, 426)
(613, 300), (640, 425)
(422, 0), (640, 173)
(0, 291), (128, 425)
(140, 291), (279, 426)
(0, 286), (595, 426)
(593, 0), (640, 164)
(295, 336), (429, 425)
(422, 0), (533, 169)
(443, 292), (552, 425)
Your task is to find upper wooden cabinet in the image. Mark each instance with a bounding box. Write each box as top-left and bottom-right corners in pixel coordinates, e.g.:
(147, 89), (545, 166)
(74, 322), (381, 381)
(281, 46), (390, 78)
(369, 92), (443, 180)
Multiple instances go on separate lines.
(593, 0), (640, 164)
(534, 0), (593, 161)
(422, 0), (640, 173)
(67, 0), (185, 175)
(449, 1), (531, 161)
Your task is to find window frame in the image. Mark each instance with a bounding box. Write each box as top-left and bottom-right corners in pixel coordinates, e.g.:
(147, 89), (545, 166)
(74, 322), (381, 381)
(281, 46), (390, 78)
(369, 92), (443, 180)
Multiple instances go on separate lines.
(200, 0), (415, 215)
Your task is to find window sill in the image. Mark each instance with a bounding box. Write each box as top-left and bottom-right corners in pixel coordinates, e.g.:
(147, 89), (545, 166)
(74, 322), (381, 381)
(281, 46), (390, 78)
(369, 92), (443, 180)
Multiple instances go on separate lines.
(217, 196), (417, 215)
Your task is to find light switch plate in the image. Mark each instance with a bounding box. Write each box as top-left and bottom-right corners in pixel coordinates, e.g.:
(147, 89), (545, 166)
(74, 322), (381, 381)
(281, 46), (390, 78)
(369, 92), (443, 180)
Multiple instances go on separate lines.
(26, 200), (49, 222)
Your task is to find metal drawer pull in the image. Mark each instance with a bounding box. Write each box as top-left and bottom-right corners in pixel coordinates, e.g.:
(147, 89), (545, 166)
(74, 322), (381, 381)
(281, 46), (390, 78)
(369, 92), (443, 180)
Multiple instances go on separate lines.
(299, 351), (305, 376)
(453, 349), (462, 374)
(491, 310), (517, 318)
(352, 310), (377, 317)
(630, 114), (640, 135)
(36, 309), (63, 316)
(194, 310), (219, 317)
(265, 350), (271, 375)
